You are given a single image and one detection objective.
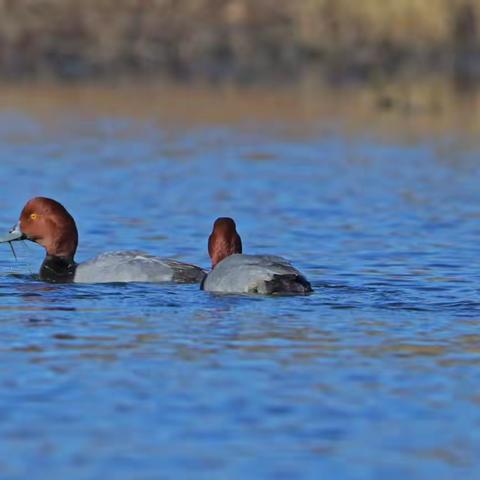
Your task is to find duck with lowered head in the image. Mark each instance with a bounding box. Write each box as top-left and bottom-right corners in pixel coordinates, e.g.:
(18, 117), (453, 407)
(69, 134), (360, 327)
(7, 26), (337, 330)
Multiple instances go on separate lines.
(201, 217), (312, 295)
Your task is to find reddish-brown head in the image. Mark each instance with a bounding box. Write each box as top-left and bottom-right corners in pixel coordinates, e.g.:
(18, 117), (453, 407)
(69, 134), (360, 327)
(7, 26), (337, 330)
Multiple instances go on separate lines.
(18, 197), (78, 260)
(208, 217), (242, 268)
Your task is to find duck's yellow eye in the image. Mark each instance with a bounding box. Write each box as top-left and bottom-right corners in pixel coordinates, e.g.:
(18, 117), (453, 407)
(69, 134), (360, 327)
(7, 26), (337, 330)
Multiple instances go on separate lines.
(30, 213), (38, 220)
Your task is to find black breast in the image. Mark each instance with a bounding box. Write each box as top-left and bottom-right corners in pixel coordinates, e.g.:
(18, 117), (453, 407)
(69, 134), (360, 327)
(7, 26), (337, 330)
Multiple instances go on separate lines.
(40, 255), (77, 283)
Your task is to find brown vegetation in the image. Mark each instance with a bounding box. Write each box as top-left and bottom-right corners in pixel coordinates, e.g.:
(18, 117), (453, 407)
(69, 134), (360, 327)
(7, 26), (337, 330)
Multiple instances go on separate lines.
(0, 0), (479, 81)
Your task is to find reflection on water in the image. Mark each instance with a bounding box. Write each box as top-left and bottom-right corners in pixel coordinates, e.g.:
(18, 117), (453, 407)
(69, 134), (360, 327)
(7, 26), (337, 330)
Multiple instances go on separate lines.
(0, 81), (479, 479)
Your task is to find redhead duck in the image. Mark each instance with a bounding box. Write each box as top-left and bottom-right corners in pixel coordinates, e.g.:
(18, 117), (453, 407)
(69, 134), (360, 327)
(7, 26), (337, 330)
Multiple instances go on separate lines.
(0, 197), (205, 284)
(201, 217), (312, 295)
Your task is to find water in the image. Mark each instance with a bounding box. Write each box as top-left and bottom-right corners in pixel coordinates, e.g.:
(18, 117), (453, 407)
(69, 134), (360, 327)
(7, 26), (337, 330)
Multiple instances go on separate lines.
(0, 84), (479, 479)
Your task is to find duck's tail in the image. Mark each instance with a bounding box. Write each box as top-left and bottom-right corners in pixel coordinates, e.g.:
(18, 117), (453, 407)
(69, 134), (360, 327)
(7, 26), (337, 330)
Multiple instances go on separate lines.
(264, 274), (313, 295)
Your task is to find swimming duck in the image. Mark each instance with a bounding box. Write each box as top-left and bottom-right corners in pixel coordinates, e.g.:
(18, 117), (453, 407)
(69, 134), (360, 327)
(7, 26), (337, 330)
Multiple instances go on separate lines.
(0, 197), (205, 284)
(201, 217), (312, 295)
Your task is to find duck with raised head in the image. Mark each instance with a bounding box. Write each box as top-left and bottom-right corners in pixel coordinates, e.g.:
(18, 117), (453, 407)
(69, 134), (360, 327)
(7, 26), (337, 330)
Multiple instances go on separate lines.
(201, 217), (312, 295)
(0, 197), (205, 284)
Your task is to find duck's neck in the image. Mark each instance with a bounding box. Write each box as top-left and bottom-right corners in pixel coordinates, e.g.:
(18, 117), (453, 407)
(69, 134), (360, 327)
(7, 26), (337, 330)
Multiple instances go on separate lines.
(40, 255), (77, 283)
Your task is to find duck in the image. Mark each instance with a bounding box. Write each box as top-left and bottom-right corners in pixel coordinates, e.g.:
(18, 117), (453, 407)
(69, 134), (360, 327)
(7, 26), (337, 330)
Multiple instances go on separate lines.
(0, 197), (206, 284)
(201, 217), (312, 295)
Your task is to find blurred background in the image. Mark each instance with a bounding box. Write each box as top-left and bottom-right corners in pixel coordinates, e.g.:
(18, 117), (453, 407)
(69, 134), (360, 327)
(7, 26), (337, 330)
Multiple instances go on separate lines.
(0, 2), (480, 480)
(0, 0), (479, 83)
(0, 0), (478, 138)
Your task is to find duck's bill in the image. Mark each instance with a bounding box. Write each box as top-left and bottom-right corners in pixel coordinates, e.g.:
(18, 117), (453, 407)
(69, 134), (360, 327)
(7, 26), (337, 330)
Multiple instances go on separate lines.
(0, 224), (25, 243)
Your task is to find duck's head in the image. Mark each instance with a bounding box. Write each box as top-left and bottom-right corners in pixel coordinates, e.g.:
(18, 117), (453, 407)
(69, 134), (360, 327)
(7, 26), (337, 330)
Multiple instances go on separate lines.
(208, 217), (242, 268)
(0, 197), (78, 260)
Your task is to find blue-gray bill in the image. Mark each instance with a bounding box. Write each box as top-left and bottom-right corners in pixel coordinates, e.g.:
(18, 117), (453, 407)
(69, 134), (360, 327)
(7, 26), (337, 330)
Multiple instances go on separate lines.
(0, 224), (25, 243)
(0, 225), (26, 260)
(0, 231), (25, 243)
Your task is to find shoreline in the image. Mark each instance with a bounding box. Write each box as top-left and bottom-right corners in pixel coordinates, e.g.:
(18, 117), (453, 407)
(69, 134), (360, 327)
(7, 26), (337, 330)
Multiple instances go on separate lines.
(0, 78), (478, 146)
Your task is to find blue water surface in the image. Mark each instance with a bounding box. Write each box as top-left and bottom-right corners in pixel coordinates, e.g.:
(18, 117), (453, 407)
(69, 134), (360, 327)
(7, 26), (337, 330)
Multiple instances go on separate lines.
(0, 96), (479, 480)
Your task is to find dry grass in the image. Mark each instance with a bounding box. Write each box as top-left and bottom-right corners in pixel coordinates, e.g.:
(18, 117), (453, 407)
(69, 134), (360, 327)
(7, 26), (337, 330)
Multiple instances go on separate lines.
(0, 0), (478, 80)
